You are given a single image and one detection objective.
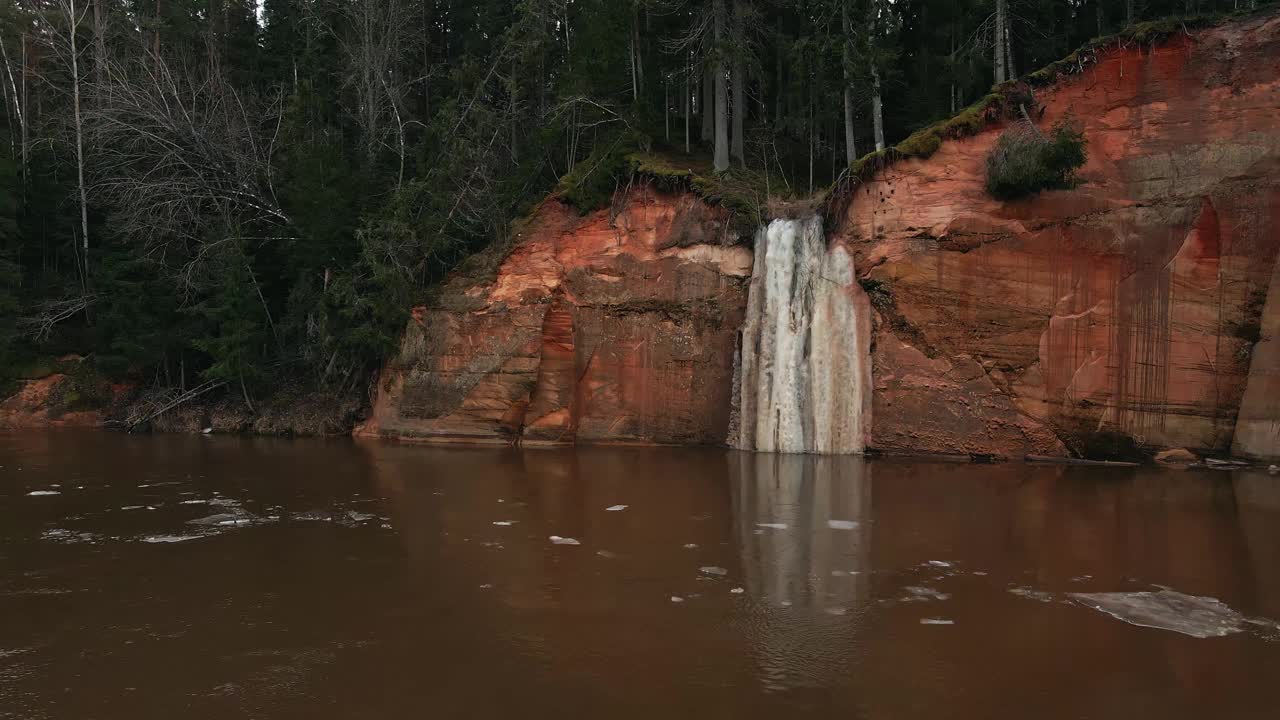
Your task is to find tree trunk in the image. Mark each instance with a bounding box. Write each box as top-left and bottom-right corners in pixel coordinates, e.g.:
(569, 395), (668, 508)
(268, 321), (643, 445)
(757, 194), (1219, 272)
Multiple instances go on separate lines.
(684, 56), (691, 153)
(774, 27), (783, 125)
(841, 0), (855, 165)
(1126, 0), (1135, 26)
(701, 58), (713, 143)
(92, 0), (105, 88)
(509, 59), (518, 164)
(0, 26), (24, 186)
(713, 0), (729, 172)
(68, 0), (90, 284)
(870, 64), (885, 152)
(730, 0), (745, 166)
(994, 0), (1007, 85)
(629, 4), (639, 100)
(1005, 21), (1016, 80)
(949, 31), (957, 115)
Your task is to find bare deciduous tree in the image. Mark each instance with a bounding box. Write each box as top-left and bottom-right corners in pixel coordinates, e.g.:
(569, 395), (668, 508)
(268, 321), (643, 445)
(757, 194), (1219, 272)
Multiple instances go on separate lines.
(83, 52), (292, 290)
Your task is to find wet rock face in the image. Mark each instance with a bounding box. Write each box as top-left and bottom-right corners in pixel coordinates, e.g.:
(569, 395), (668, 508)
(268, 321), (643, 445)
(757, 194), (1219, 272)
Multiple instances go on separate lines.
(837, 15), (1280, 458)
(359, 188), (752, 446)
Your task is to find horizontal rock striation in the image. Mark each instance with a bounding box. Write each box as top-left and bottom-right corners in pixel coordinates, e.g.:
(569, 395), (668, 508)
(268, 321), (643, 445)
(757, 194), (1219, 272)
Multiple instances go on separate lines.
(836, 13), (1280, 458)
(358, 188), (752, 446)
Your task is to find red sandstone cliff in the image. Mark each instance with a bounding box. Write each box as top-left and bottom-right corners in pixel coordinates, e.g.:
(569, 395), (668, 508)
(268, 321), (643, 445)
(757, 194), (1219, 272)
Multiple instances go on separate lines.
(837, 13), (1280, 458)
(358, 189), (752, 446)
(365, 13), (1280, 459)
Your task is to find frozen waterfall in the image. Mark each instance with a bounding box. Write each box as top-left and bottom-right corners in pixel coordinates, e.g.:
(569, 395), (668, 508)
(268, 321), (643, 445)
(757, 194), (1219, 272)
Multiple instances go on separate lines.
(730, 215), (871, 454)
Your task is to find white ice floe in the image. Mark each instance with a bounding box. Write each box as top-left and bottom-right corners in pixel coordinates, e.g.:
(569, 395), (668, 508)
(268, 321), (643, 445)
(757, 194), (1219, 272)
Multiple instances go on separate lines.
(1008, 587), (1055, 603)
(26, 490), (60, 497)
(925, 560), (953, 568)
(605, 505), (628, 512)
(920, 618), (954, 625)
(1070, 589), (1280, 639)
(903, 586), (951, 602)
(730, 587), (745, 594)
(827, 520), (859, 530)
(549, 535), (580, 545)
(670, 596), (684, 603)
(756, 522), (788, 530)
(141, 534), (203, 543)
(699, 566), (728, 576)
(179, 499), (208, 505)
(492, 521), (517, 526)
(682, 543), (699, 549)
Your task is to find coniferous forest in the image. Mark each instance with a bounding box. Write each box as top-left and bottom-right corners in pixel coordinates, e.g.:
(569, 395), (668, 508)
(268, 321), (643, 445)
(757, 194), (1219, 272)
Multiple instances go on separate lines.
(0, 0), (1266, 421)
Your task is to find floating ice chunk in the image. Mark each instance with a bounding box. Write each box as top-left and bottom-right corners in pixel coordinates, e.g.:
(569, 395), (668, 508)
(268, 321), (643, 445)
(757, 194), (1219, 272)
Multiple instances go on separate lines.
(827, 520), (859, 530)
(920, 618), (954, 625)
(756, 522), (788, 530)
(779, 600), (792, 607)
(492, 521), (517, 526)
(41, 529), (100, 544)
(120, 505), (145, 511)
(26, 490), (60, 497)
(595, 550), (618, 559)
(1009, 587), (1055, 603)
(903, 586), (950, 602)
(201, 427), (213, 434)
(605, 505), (628, 512)
(670, 596), (684, 603)
(1069, 590), (1274, 638)
(699, 566), (728, 576)
(971, 571), (988, 576)
(682, 543), (699, 549)
(478, 584), (493, 590)
(179, 499), (208, 505)
(926, 560), (953, 568)
(549, 535), (580, 546)
(824, 607), (848, 616)
(187, 512), (255, 527)
(142, 534), (202, 543)
(730, 587), (745, 594)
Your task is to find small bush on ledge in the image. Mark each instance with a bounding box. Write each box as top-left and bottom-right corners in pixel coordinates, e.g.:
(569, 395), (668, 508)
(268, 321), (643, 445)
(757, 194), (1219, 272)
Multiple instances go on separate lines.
(985, 120), (1087, 200)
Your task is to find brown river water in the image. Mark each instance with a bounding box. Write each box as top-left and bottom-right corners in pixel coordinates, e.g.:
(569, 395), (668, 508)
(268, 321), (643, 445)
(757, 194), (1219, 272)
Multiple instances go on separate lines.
(2, 431), (1279, 719)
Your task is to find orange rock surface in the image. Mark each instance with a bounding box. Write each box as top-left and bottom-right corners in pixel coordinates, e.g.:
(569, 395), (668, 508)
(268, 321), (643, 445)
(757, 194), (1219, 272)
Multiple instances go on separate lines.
(358, 188), (752, 446)
(836, 15), (1280, 457)
(0, 374), (102, 430)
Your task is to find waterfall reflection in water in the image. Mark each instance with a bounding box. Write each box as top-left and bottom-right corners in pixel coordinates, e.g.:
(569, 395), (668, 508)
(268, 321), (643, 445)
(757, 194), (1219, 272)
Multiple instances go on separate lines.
(730, 452), (872, 691)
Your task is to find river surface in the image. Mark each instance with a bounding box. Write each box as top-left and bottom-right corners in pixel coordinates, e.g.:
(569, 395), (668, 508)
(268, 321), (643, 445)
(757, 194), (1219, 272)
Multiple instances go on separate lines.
(2, 431), (1279, 719)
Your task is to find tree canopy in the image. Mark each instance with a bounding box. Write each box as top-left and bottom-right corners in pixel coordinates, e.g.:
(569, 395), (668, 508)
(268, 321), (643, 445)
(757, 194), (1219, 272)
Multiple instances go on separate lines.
(0, 0), (1267, 410)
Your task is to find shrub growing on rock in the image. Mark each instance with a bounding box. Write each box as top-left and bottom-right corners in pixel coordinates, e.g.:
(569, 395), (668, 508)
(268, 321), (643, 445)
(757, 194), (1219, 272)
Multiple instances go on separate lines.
(985, 120), (1087, 200)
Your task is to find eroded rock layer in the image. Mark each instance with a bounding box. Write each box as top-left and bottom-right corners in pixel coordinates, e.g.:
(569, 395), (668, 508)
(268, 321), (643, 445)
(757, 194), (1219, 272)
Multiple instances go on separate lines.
(358, 188), (752, 446)
(836, 14), (1280, 458)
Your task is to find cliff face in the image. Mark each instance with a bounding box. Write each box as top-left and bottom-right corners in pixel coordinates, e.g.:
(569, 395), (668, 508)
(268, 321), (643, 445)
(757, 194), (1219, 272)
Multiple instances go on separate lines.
(836, 14), (1280, 458)
(366, 13), (1280, 458)
(359, 189), (752, 446)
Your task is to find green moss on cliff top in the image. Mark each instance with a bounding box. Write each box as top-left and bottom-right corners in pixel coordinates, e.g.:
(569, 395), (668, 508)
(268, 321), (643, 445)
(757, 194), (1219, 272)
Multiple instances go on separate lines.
(839, 10), (1257, 194)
